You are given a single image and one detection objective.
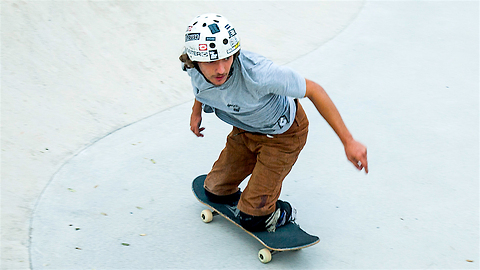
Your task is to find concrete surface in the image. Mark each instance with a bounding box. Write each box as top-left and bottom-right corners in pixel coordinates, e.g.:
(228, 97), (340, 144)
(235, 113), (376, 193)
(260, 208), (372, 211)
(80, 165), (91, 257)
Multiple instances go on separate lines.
(2, 1), (363, 268)
(2, 0), (479, 269)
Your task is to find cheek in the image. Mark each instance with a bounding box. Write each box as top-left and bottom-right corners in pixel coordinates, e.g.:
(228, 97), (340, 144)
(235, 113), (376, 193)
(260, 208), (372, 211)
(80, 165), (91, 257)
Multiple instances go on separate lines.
(197, 63), (210, 75)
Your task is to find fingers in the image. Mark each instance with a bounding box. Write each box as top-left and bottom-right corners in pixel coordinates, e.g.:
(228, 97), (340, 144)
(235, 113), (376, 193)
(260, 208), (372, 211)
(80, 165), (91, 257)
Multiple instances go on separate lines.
(350, 157), (363, 170)
(351, 158), (367, 174)
(191, 125), (205, 137)
(362, 156), (369, 174)
(197, 127), (205, 137)
(347, 142), (368, 174)
(353, 152), (368, 174)
(360, 148), (368, 173)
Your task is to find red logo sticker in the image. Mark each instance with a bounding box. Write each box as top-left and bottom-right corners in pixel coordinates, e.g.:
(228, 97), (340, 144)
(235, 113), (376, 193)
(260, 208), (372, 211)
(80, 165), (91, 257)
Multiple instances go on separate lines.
(199, 44), (208, 51)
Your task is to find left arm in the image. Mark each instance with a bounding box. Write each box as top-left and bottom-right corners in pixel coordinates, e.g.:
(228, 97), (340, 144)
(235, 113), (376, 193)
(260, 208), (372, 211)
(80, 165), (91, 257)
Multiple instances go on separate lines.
(304, 79), (369, 173)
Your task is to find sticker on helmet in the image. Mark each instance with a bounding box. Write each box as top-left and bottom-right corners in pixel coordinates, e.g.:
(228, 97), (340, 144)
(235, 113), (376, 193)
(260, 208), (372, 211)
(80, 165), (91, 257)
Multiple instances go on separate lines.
(209, 50), (219, 60)
(228, 28), (237, 38)
(208, 24), (220, 34)
(185, 33), (200, 42)
(229, 36), (239, 47)
(226, 41), (240, 54)
(186, 47), (208, 58)
(199, 44), (208, 51)
(206, 37), (216, 41)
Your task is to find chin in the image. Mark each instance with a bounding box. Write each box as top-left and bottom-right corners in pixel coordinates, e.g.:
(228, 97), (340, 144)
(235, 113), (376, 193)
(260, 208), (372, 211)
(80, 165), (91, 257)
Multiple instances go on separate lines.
(211, 79), (226, 86)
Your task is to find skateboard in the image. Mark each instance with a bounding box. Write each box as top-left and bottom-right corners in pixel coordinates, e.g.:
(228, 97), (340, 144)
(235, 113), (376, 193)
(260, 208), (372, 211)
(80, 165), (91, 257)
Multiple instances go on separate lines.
(192, 174), (320, 263)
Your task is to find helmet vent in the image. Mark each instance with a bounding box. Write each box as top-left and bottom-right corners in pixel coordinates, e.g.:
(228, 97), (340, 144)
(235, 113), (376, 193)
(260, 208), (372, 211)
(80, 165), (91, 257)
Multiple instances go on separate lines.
(202, 23), (207, 27)
(213, 20), (219, 23)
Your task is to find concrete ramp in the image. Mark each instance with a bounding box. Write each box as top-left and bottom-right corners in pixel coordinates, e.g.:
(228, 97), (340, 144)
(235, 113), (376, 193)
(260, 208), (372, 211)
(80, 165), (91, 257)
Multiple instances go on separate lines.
(6, 1), (480, 269)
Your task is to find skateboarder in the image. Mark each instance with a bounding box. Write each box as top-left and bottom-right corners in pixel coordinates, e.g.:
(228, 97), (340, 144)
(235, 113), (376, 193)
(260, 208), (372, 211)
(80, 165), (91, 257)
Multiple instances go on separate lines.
(180, 14), (368, 232)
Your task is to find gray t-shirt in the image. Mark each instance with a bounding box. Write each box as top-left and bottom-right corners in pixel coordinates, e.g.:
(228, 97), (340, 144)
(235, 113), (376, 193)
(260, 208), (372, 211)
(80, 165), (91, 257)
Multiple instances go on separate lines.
(186, 50), (306, 134)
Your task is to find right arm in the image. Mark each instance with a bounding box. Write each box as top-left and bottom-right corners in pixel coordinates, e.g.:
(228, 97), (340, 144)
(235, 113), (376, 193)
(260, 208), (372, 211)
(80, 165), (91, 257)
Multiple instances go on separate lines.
(305, 79), (368, 173)
(190, 99), (205, 137)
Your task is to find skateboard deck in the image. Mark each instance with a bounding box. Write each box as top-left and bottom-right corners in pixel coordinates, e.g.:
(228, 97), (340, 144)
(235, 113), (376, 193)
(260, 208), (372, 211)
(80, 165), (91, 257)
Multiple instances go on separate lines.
(192, 174), (320, 263)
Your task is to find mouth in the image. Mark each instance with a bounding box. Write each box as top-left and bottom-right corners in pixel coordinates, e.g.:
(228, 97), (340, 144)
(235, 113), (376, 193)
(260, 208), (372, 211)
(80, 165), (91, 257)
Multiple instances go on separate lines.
(214, 75), (226, 82)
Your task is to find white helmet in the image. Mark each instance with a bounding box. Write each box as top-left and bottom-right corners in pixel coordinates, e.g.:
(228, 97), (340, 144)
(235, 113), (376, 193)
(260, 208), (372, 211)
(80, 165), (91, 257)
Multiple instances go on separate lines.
(184, 13), (241, 62)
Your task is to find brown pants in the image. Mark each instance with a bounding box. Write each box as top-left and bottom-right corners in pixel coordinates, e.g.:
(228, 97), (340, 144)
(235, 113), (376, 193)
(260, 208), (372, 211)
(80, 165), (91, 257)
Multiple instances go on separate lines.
(204, 101), (309, 216)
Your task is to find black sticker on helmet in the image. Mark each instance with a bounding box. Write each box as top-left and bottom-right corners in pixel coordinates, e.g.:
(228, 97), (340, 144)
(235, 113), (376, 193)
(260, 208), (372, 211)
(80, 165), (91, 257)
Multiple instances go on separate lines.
(185, 33), (200, 42)
(208, 23), (220, 34)
(228, 28), (237, 38)
(209, 50), (219, 60)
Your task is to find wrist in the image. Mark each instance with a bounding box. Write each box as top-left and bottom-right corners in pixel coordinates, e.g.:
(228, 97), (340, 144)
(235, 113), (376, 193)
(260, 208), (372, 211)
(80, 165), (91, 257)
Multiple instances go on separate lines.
(341, 134), (354, 146)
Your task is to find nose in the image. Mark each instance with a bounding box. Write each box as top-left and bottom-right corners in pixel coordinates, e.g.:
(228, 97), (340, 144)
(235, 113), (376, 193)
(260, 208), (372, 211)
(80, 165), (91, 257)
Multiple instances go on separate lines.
(215, 60), (226, 74)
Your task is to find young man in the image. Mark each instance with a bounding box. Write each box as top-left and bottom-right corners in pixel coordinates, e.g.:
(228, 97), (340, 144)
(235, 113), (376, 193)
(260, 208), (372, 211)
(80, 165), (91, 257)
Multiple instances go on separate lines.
(181, 14), (368, 232)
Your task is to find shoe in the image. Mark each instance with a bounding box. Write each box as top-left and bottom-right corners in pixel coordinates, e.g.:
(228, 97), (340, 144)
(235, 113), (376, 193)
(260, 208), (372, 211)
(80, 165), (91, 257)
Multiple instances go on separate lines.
(265, 200), (297, 232)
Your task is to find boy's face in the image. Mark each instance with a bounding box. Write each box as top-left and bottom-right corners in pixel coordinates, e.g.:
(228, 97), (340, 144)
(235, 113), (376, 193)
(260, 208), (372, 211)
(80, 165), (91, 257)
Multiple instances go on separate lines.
(197, 56), (234, 86)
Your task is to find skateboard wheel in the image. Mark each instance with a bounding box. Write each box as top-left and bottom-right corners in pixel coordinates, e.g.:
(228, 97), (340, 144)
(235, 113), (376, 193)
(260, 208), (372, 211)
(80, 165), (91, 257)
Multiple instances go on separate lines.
(201, 209), (213, 223)
(258, 248), (272, 263)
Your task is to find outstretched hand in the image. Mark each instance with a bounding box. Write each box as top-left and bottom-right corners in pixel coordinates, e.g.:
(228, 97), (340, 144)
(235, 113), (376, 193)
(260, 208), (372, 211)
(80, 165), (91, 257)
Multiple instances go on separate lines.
(344, 139), (369, 173)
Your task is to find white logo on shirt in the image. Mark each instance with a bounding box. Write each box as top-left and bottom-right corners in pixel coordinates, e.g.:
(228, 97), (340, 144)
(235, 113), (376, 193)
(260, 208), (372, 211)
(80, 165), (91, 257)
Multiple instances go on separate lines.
(277, 115), (288, 128)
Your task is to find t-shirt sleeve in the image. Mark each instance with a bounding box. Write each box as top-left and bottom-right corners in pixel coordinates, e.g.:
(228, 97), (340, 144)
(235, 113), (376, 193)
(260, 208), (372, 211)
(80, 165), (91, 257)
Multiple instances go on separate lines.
(249, 58), (306, 98)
